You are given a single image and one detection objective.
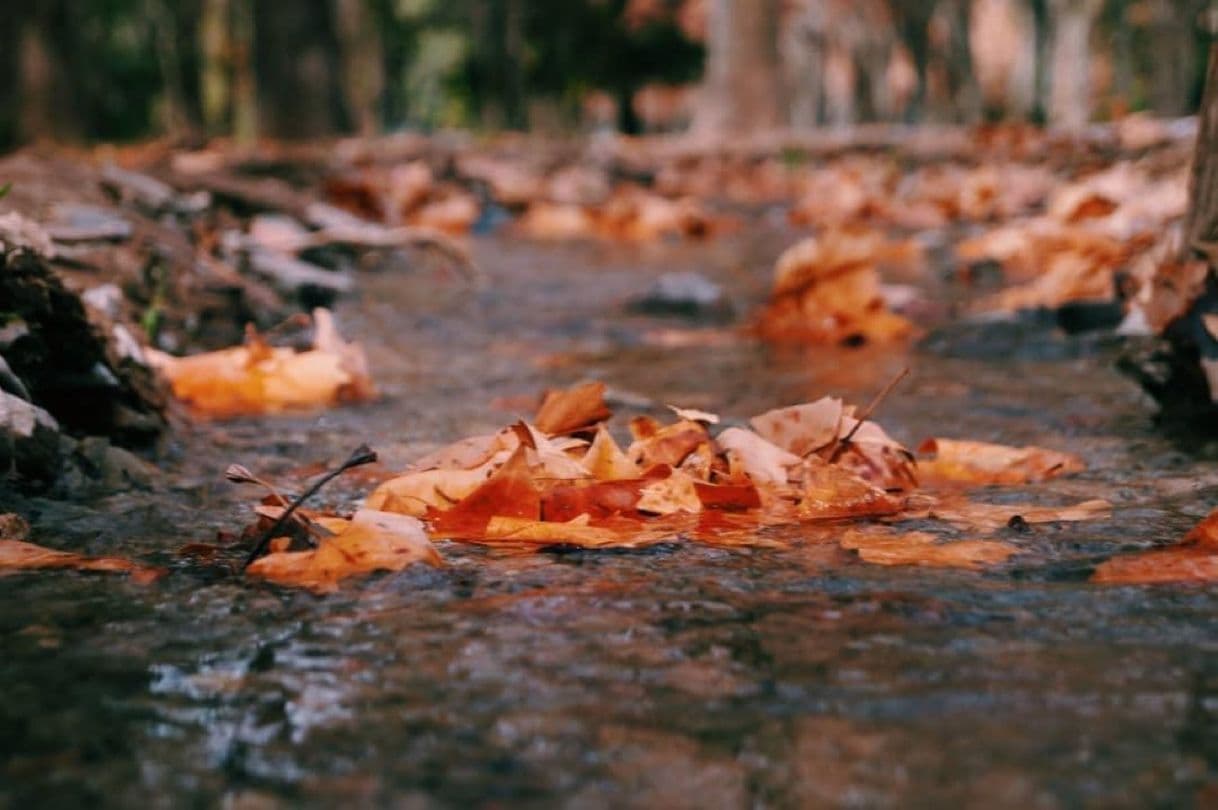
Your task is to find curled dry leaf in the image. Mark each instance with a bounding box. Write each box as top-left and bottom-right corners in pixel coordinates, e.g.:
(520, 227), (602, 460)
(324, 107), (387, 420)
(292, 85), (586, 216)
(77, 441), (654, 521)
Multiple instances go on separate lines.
(716, 427), (801, 486)
(534, 381), (612, 436)
(917, 438), (1085, 486)
(430, 446), (542, 537)
(582, 425), (643, 481)
(756, 230), (919, 345)
(146, 308), (375, 418)
(628, 419), (709, 468)
(246, 509), (441, 593)
(0, 539), (163, 583)
(840, 529), (1016, 570)
(364, 466), (492, 516)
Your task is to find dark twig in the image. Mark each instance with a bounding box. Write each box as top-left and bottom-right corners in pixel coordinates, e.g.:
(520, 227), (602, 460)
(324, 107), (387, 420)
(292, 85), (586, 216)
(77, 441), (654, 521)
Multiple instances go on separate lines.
(827, 367), (910, 463)
(240, 444), (378, 570)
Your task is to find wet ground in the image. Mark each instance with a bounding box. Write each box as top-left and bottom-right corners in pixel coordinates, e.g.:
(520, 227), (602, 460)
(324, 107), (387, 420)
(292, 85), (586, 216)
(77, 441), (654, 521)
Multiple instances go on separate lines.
(6, 231), (1218, 808)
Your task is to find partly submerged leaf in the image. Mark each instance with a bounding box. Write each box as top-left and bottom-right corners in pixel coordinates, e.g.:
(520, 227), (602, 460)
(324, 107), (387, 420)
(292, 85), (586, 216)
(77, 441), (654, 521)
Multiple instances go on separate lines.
(430, 446), (542, 536)
(146, 308), (375, 418)
(915, 496), (1111, 534)
(917, 438), (1085, 486)
(840, 529), (1016, 570)
(0, 540), (162, 583)
(798, 459), (904, 520)
(247, 509), (440, 593)
(365, 466), (492, 516)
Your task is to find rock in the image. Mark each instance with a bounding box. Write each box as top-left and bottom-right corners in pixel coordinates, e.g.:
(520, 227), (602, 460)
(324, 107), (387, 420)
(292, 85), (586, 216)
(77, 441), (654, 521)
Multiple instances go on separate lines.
(628, 272), (734, 322)
(0, 390), (62, 485)
(0, 249), (166, 447)
(45, 203), (133, 244)
(70, 437), (157, 492)
(0, 512), (30, 540)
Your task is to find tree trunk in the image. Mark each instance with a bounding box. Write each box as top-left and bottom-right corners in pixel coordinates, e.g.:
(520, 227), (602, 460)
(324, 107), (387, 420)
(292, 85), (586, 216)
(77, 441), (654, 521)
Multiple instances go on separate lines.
(252, 0), (349, 139)
(1047, 0), (1102, 129)
(693, 0), (784, 135)
(334, 0), (385, 136)
(16, 3), (81, 142)
(1148, 0), (1200, 117)
(1186, 43), (1218, 259)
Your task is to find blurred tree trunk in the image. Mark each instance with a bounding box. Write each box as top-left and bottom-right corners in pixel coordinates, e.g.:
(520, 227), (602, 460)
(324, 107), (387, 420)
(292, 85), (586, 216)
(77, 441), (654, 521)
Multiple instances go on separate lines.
(252, 0), (349, 138)
(890, 0), (935, 122)
(334, 0), (384, 136)
(782, 1), (826, 130)
(470, 0), (527, 130)
(15, 2), (81, 142)
(1148, 0), (1201, 117)
(1046, 0), (1102, 129)
(1186, 43), (1218, 259)
(199, 0), (231, 133)
(693, 0), (784, 134)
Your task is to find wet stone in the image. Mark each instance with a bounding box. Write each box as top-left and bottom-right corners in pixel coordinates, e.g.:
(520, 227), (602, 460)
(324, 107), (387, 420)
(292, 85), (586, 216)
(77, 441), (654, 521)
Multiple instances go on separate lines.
(627, 271), (734, 322)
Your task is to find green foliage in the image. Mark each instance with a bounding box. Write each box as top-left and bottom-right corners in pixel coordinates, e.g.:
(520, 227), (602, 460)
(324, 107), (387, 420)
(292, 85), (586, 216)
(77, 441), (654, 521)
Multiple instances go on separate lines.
(0, 183), (11, 201)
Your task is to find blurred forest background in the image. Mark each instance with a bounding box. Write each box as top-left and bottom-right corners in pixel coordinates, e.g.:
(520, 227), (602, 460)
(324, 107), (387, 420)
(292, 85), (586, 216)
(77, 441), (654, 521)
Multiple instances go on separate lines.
(0, 0), (1214, 149)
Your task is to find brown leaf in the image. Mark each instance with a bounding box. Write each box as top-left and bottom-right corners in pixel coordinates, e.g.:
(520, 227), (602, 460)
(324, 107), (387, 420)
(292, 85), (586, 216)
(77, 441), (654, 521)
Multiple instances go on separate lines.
(914, 496), (1111, 534)
(365, 466), (493, 516)
(798, 459), (905, 520)
(628, 419), (709, 468)
(750, 397), (845, 457)
(534, 381), (612, 436)
(247, 509), (440, 593)
(840, 529), (1016, 570)
(917, 438), (1085, 486)
(582, 425), (643, 481)
(430, 445), (542, 536)
(0, 539), (163, 583)
(483, 514), (671, 549)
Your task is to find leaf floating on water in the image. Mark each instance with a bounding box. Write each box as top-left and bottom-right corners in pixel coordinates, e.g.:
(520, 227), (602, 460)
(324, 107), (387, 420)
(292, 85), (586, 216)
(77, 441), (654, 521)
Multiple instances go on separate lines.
(840, 529), (1017, 570)
(917, 438), (1086, 487)
(1092, 507), (1218, 584)
(247, 509), (441, 593)
(145, 308), (375, 418)
(913, 496), (1112, 534)
(0, 539), (163, 584)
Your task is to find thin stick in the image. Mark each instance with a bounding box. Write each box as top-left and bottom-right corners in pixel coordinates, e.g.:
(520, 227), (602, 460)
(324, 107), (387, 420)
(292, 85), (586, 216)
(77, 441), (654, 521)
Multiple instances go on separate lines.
(828, 367), (910, 463)
(241, 444), (377, 570)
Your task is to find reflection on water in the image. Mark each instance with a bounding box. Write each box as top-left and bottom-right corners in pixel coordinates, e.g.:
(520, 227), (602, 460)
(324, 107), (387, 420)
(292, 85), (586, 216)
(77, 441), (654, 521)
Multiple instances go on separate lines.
(4, 233), (1218, 806)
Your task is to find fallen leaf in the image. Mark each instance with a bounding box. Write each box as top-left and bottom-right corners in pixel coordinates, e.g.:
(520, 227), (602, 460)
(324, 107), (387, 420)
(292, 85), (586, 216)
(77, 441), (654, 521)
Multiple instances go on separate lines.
(798, 459), (905, 520)
(582, 425), (643, 481)
(430, 446), (542, 536)
(0, 539), (162, 582)
(365, 466), (493, 516)
(917, 438), (1085, 486)
(247, 509), (440, 593)
(750, 397), (844, 457)
(756, 231), (919, 345)
(535, 381), (613, 435)
(637, 468), (703, 515)
(668, 405), (720, 425)
(483, 514), (670, 549)
(915, 496), (1112, 534)
(840, 529), (1016, 570)
(716, 426), (801, 486)
(628, 419), (709, 468)
(146, 308), (375, 418)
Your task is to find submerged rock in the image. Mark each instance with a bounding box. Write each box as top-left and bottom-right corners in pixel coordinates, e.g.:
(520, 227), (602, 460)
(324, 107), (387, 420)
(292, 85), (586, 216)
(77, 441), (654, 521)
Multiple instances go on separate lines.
(628, 271), (734, 322)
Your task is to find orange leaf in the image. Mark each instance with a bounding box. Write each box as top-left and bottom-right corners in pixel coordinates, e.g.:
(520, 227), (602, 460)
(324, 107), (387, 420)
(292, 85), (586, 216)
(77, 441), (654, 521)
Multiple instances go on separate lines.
(534, 381), (612, 436)
(430, 446), (542, 536)
(798, 460), (905, 520)
(840, 529), (1016, 570)
(247, 509), (440, 593)
(628, 419), (709, 468)
(542, 479), (647, 522)
(917, 438), (1085, 486)
(365, 466), (493, 516)
(693, 481), (762, 511)
(0, 539), (162, 582)
(637, 469), (703, 515)
(913, 496), (1111, 534)
(146, 308), (375, 418)
(582, 425), (643, 481)
(483, 514), (672, 549)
